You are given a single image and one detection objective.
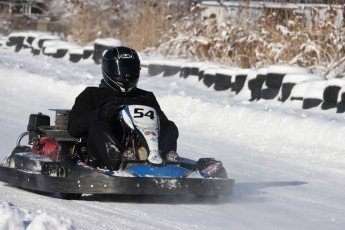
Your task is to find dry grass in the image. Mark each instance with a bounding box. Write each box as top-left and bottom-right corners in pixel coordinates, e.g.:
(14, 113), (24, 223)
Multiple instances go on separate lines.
(66, 0), (189, 50)
(2, 0), (345, 77)
(142, 2), (345, 77)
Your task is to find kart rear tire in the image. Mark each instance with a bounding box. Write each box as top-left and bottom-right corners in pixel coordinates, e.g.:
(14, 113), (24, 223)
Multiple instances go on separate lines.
(196, 195), (219, 201)
(60, 193), (82, 200)
(214, 167), (228, 179)
(196, 158), (228, 179)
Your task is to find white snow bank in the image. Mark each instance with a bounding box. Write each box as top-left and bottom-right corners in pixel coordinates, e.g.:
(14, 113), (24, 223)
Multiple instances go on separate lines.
(69, 46), (84, 55)
(304, 80), (327, 99)
(0, 201), (74, 230)
(234, 69), (258, 100)
(338, 86), (345, 102)
(41, 40), (84, 56)
(31, 35), (62, 50)
(215, 66), (239, 75)
(287, 80), (319, 101)
(266, 64), (312, 75)
(282, 73), (324, 84)
(234, 67), (268, 100)
(159, 91), (345, 152)
(94, 38), (123, 47)
(324, 78), (345, 88)
(83, 45), (94, 51)
(1, 49), (345, 230)
(0, 36), (7, 46)
(204, 67), (217, 75)
(7, 31), (29, 38)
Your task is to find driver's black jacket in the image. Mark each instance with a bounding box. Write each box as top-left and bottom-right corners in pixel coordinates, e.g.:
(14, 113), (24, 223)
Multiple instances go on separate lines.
(68, 86), (179, 153)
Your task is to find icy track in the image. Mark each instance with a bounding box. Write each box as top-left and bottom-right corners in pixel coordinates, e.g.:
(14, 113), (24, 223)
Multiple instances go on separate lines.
(0, 49), (345, 230)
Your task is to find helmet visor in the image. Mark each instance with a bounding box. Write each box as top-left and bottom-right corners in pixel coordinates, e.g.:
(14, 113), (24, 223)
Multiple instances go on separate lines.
(104, 59), (140, 79)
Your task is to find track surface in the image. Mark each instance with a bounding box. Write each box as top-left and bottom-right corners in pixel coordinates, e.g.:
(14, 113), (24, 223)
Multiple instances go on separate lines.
(0, 49), (345, 229)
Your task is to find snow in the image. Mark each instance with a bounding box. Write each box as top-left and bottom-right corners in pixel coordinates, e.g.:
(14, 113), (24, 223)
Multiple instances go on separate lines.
(94, 38), (123, 47)
(215, 66), (239, 76)
(282, 73), (324, 84)
(325, 78), (345, 89)
(0, 201), (74, 230)
(1, 48), (345, 229)
(266, 65), (312, 75)
(288, 81), (315, 101)
(304, 80), (327, 99)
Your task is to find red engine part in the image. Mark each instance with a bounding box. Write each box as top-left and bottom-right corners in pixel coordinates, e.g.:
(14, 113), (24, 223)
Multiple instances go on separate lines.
(32, 137), (59, 161)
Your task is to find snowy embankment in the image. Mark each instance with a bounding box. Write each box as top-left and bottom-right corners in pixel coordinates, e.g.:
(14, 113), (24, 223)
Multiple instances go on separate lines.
(0, 201), (73, 230)
(1, 41), (345, 229)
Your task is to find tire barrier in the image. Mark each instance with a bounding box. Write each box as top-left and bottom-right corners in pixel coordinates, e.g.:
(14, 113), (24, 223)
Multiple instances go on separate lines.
(198, 66), (205, 81)
(321, 79), (345, 110)
(2, 31), (345, 114)
(233, 72), (249, 95)
(4, 31), (101, 63)
(248, 68), (267, 101)
(179, 62), (203, 79)
(31, 34), (62, 55)
(163, 60), (182, 77)
(147, 59), (183, 77)
(261, 65), (312, 100)
(42, 40), (67, 58)
(214, 67), (238, 91)
(336, 87), (345, 113)
(203, 67), (217, 87)
(69, 47), (84, 63)
(278, 73), (324, 102)
(302, 80), (327, 109)
(180, 62), (192, 79)
(83, 46), (94, 60)
(197, 65), (218, 82)
(148, 59), (165, 76)
(287, 81), (314, 105)
(6, 32), (26, 52)
(92, 38), (123, 64)
(237, 69), (260, 101)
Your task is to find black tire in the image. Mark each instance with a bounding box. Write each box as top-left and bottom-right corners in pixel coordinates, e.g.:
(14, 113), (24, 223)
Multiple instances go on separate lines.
(337, 102), (345, 113)
(60, 193), (82, 200)
(323, 86), (341, 103)
(265, 73), (285, 88)
(195, 195), (219, 202)
(69, 54), (83, 63)
(261, 88), (279, 100)
(196, 158), (228, 179)
(83, 50), (93, 59)
(195, 166), (228, 201)
(214, 73), (232, 91)
(302, 98), (323, 109)
(214, 167), (228, 179)
(234, 75), (247, 94)
(163, 66), (180, 77)
(148, 64), (164, 76)
(181, 67), (191, 78)
(203, 73), (215, 87)
(280, 83), (296, 102)
(53, 49), (68, 58)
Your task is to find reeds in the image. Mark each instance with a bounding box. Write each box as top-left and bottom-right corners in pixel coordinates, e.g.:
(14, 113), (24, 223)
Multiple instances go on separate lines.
(2, 0), (345, 77)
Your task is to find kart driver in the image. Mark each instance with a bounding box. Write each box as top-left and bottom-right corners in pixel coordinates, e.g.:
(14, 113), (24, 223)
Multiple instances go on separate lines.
(68, 46), (179, 170)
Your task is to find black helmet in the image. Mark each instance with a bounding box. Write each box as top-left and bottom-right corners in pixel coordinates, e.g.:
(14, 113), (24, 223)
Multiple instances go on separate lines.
(102, 47), (141, 92)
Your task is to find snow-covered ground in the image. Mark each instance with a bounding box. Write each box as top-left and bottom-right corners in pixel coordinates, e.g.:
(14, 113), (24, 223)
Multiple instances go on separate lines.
(0, 48), (345, 230)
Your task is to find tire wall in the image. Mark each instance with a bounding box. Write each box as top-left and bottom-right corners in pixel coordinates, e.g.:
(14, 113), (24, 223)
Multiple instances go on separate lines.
(2, 31), (345, 113)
